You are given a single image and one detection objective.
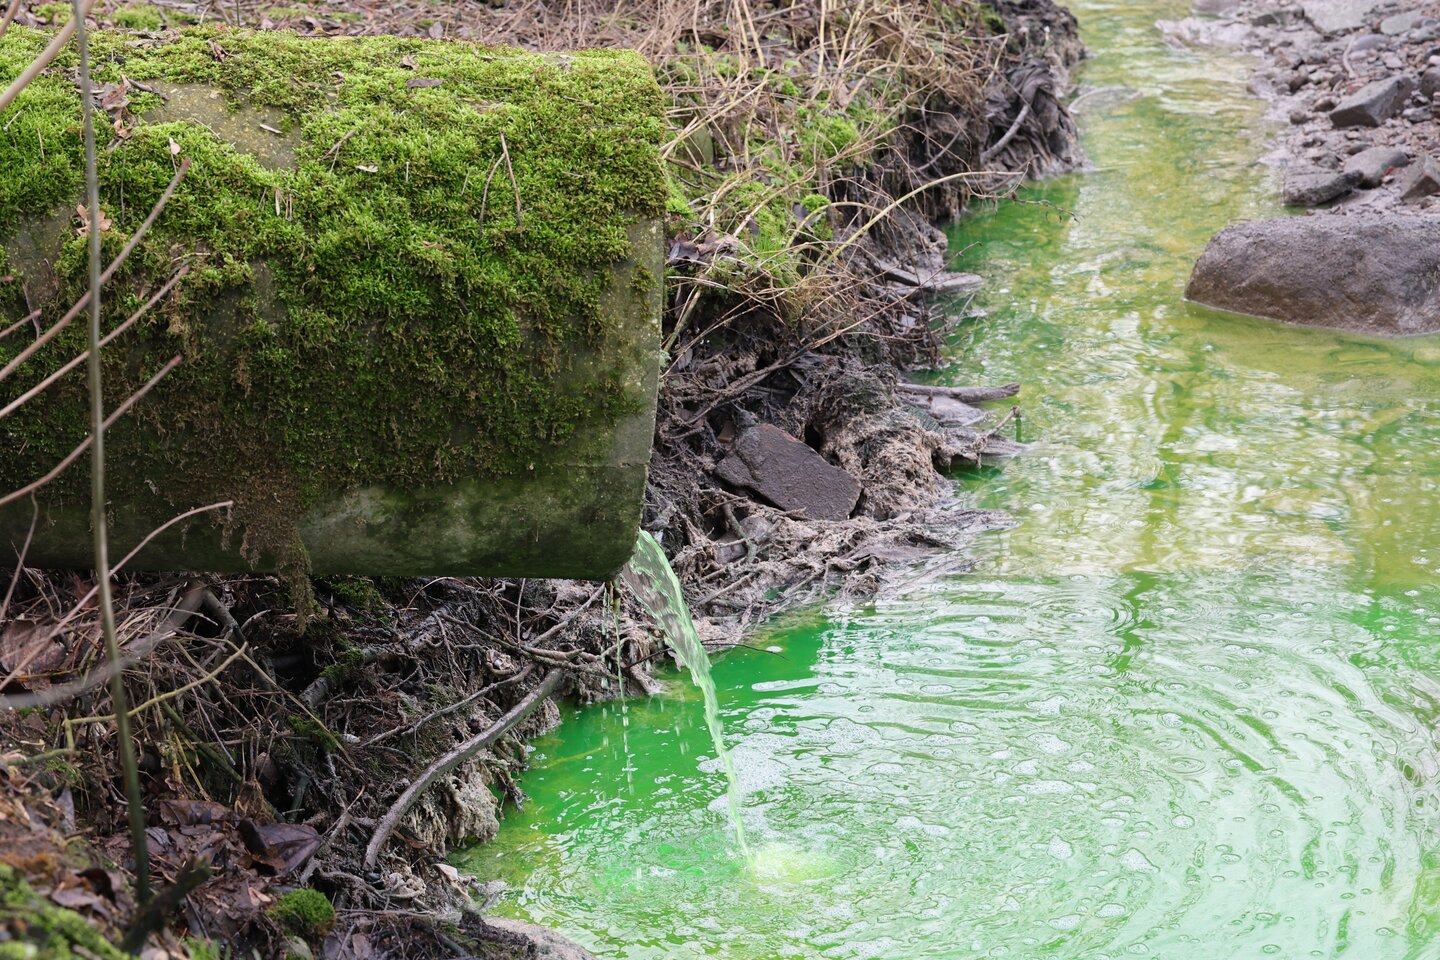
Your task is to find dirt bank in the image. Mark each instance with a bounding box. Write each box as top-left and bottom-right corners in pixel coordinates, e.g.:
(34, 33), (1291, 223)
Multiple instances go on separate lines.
(0, 1), (1083, 956)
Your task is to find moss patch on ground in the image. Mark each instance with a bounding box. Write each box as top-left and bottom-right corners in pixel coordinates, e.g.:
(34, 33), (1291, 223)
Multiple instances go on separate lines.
(0, 864), (128, 960)
(0, 27), (665, 563)
(266, 888), (334, 940)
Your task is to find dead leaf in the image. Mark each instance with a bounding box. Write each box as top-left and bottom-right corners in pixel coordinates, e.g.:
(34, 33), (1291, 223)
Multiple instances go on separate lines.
(97, 82), (129, 114)
(399, 54), (417, 70)
(77, 867), (125, 901)
(168, 136), (181, 156)
(208, 40), (228, 62)
(238, 820), (320, 876)
(428, 20), (445, 38)
(50, 886), (109, 915)
(405, 77), (443, 88)
(158, 799), (232, 827)
(0, 619), (65, 676)
(75, 204), (113, 239)
(355, 164), (378, 173)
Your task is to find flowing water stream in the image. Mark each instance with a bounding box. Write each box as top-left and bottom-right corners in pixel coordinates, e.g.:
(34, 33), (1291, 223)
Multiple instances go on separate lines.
(459, 1), (1440, 956)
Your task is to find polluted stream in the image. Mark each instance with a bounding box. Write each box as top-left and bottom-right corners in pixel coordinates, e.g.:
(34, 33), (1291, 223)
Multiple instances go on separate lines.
(457, 1), (1440, 956)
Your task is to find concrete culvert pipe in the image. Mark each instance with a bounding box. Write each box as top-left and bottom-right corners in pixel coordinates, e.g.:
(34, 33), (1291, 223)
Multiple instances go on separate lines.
(0, 27), (666, 578)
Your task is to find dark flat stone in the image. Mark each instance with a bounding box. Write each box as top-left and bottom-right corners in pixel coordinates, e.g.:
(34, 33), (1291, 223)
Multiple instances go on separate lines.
(715, 424), (862, 520)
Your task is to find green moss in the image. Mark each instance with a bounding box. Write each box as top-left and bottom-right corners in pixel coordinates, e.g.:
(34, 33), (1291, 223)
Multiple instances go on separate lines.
(316, 575), (385, 612)
(31, 4), (70, 25)
(183, 938), (225, 960)
(0, 865), (128, 960)
(110, 5), (165, 30)
(266, 888), (334, 940)
(285, 716), (339, 752)
(665, 173), (696, 219)
(977, 2), (1008, 36)
(0, 27), (666, 564)
(318, 645), (365, 685)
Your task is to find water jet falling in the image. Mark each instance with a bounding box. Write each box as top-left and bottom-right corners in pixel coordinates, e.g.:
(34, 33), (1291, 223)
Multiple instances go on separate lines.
(621, 532), (749, 855)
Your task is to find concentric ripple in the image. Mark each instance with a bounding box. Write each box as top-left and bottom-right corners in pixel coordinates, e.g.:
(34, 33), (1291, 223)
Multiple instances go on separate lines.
(460, 0), (1440, 956)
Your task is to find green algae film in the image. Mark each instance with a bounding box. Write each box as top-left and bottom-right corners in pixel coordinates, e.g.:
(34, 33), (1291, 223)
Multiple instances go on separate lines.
(466, 0), (1440, 956)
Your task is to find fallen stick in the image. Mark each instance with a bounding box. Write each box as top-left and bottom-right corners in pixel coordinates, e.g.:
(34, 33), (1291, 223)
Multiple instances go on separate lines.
(896, 382), (1020, 403)
(363, 669), (564, 869)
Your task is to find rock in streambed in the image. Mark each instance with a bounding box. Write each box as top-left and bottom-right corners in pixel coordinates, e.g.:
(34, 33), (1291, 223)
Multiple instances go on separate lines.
(1283, 166), (1352, 205)
(1185, 215), (1440, 335)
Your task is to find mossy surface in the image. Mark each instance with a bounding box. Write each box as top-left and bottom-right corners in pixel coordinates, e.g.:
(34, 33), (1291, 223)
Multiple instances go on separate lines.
(0, 865), (127, 960)
(266, 888), (334, 939)
(0, 27), (665, 567)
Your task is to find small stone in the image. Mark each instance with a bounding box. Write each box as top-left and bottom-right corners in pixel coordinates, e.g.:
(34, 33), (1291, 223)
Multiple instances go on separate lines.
(1329, 76), (1418, 126)
(1343, 144), (1410, 186)
(1348, 33), (1387, 51)
(1290, 107), (1311, 124)
(1404, 105), (1432, 122)
(1315, 95), (1339, 110)
(1420, 66), (1440, 99)
(1400, 156), (1440, 200)
(1283, 166), (1352, 206)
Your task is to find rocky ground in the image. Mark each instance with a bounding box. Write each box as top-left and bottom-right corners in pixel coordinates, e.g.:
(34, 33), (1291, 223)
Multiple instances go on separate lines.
(1156, 0), (1440, 336)
(1163, 0), (1440, 211)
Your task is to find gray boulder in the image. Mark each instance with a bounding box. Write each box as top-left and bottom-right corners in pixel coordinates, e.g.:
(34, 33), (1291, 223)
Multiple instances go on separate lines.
(715, 424), (862, 520)
(1301, 0), (1387, 33)
(1330, 76), (1417, 126)
(1186, 215), (1440, 335)
(1380, 11), (1424, 34)
(1400, 156), (1440, 200)
(1283, 167), (1352, 205)
(1343, 144), (1410, 186)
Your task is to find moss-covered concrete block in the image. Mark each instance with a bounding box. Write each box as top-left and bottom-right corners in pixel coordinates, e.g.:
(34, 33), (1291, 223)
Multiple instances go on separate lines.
(0, 27), (666, 578)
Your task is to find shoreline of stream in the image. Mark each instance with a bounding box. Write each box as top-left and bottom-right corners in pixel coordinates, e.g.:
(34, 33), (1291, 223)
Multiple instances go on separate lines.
(1160, 0), (1440, 215)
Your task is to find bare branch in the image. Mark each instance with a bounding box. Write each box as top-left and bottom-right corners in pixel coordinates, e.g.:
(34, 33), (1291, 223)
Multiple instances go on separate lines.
(0, 310), (40, 341)
(364, 670), (564, 869)
(0, 0), (22, 40)
(73, 0), (152, 907)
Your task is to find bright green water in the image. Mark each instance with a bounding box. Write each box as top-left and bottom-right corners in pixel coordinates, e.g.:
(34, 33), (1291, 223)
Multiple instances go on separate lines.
(461, 1), (1440, 956)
